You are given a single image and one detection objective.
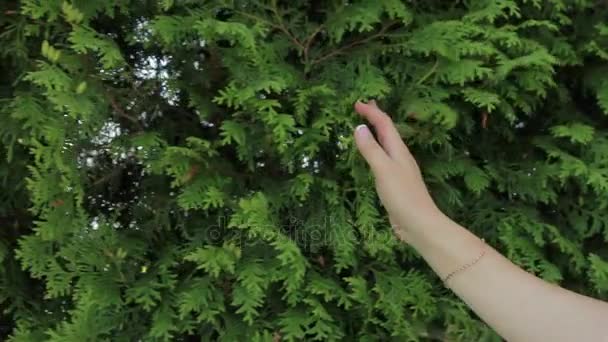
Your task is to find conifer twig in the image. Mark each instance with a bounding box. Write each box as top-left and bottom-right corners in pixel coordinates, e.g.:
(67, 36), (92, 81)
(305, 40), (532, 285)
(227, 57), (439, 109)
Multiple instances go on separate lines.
(415, 58), (440, 85)
(91, 167), (123, 187)
(303, 24), (325, 64)
(311, 21), (398, 66)
(269, 0), (305, 51)
(104, 91), (144, 131)
(235, 10), (305, 53)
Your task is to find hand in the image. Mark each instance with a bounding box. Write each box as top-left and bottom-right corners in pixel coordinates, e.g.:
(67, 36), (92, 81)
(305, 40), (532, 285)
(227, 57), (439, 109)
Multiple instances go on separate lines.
(353, 100), (443, 242)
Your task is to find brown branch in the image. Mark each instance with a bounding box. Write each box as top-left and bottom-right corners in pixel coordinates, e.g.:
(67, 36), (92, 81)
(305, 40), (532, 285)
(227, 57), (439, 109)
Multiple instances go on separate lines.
(311, 21), (399, 66)
(91, 166), (123, 187)
(235, 10), (304, 53)
(277, 24), (305, 52)
(4, 10), (17, 15)
(303, 24), (325, 64)
(104, 91), (144, 131)
(415, 58), (439, 86)
(268, 0), (305, 51)
(234, 10), (273, 28)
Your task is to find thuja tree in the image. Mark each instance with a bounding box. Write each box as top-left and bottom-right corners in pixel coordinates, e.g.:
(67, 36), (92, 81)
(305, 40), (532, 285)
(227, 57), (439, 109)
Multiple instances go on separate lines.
(1, 0), (608, 340)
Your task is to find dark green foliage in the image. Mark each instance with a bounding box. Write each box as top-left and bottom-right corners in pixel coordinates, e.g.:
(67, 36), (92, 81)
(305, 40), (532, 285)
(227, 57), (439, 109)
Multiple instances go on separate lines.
(1, 0), (607, 340)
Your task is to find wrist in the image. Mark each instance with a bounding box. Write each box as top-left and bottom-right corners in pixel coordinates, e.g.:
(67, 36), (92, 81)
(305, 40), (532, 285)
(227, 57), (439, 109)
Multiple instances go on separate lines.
(391, 206), (447, 237)
(404, 213), (483, 267)
(394, 210), (460, 249)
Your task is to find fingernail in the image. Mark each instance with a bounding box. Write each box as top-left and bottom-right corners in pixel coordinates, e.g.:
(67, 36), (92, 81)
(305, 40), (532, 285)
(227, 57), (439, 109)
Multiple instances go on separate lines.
(355, 124), (370, 138)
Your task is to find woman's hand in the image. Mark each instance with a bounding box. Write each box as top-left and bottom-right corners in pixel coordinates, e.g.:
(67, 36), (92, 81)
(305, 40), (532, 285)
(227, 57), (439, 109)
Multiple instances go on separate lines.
(353, 100), (444, 242)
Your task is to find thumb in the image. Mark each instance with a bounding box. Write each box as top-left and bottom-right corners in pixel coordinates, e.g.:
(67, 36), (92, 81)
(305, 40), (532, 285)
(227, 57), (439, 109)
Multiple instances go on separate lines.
(354, 124), (390, 172)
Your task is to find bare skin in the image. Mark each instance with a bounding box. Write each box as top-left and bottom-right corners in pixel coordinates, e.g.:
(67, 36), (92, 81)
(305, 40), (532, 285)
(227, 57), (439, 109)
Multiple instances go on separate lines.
(353, 100), (608, 342)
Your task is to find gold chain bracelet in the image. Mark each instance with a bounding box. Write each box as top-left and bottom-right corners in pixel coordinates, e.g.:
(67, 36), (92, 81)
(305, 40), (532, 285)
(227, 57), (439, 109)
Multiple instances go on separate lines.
(442, 238), (487, 285)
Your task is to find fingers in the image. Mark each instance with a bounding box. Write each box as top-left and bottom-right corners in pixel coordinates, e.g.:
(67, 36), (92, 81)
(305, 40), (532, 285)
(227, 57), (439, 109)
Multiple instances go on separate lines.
(354, 124), (391, 173)
(354, 100), (411, 162)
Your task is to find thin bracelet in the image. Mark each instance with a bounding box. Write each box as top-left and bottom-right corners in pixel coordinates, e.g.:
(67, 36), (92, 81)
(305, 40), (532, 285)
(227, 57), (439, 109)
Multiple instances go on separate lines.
(442, 238), (487, 286)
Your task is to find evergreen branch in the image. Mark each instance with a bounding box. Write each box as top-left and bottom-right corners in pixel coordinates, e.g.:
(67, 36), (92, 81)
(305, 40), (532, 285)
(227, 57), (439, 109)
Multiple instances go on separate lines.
(234, 10), (274, 29)
(90, 166), (123, 187)
(104, 91), (144, 131)
(234, 10), (304, 53)
(311, 21), (398, 66)
(269, 0), (305, 51)
(415, 58), (440, 86)
(303, 24), (325, 65)
(235, 5), (323, 65)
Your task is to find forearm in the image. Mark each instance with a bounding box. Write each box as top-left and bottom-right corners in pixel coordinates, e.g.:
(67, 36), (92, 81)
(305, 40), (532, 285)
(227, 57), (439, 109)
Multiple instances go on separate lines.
(405, 213), (608, 342)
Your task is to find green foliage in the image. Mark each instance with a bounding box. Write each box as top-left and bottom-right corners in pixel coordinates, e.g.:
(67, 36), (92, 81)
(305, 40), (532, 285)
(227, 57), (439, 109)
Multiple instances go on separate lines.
(1, 0), (608, 340)
(550, 123), (595, 144)
(184, 242), (242, 278)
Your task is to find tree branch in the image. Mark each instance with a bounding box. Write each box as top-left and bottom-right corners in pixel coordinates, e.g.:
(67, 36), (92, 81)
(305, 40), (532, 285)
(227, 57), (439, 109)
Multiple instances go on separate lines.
(104, 90), (144, 131)
(303, 24), (325, 65)
(91, 166), (123, 187)
(415, 58), (440, 86)
(269, 0), (305, 52)
(234, 10), (305, 53)
(311, 21), (399, 66)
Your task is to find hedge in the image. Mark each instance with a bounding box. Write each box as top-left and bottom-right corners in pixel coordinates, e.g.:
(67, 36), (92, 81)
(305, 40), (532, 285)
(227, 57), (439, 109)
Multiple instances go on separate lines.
(1, 0), (607, 340)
